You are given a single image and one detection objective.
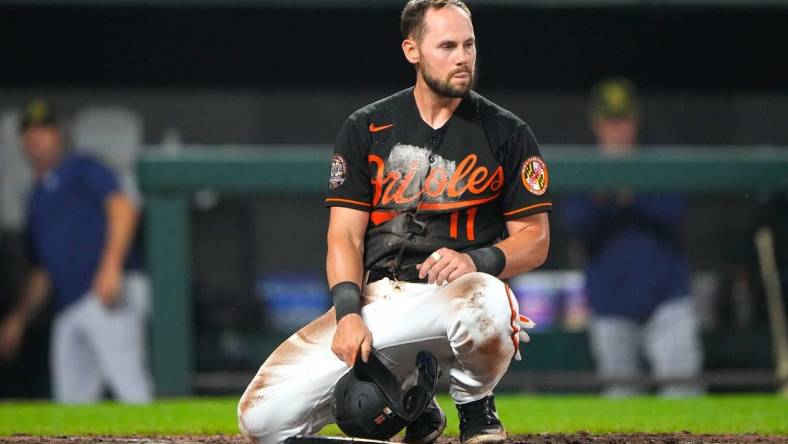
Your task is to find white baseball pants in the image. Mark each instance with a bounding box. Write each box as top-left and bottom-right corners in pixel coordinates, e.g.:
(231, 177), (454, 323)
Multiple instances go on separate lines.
(590, 296), (704, 397)
(238, 272), (528, 444)
(51, 271), (153, 404)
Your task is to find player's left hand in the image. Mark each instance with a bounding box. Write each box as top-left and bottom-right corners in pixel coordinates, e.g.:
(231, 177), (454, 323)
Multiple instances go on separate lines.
(417, 247), (476, 285)
(332, 314), (373, 367)
(92, 263), (123, 307)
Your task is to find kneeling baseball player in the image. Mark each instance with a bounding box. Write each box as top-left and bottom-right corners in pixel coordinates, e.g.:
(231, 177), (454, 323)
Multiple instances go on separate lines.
(238, 1), (551, 442)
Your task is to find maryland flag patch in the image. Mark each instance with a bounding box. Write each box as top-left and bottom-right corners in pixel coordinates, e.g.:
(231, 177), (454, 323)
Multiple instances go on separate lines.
(520, 156), (548, 196)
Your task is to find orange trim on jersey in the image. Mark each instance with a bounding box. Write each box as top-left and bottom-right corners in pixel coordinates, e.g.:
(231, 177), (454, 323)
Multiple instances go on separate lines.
(466, 207), (478, 241)
(325, 198), (372, 208)
(504, 282), (520, 357)
(449, 211), (459, 239)
(417, 191), (501, 211)
(370, 211), (401, 225)
(503, 202), (552, 217)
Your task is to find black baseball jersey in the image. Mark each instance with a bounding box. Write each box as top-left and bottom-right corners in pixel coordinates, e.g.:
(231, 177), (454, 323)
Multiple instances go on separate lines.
(326, 87), (551, 280)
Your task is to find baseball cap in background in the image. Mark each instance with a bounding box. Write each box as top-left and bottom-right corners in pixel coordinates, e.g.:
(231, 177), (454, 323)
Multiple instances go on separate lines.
(20, 99), (58, 132)
(590, 77), (639, 119)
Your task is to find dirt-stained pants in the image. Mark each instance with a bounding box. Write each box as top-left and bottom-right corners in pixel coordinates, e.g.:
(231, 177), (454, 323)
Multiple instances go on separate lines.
(237, 272), (523, 444)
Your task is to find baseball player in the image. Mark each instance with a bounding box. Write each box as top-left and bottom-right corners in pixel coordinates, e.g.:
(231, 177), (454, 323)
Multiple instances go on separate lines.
(238, 1), (551, 443)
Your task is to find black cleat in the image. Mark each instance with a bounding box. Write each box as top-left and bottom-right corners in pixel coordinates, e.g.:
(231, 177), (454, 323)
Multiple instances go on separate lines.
(456, 395), (506, 444)
(403, 397), (447, 444)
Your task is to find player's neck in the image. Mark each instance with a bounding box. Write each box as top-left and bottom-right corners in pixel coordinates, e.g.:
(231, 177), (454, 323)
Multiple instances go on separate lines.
(413, 78), (462, 130)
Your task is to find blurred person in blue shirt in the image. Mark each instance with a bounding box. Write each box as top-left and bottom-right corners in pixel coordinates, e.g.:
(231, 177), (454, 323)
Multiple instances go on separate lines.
(0, 100), (152, 403)
(561, 79), (703, 396)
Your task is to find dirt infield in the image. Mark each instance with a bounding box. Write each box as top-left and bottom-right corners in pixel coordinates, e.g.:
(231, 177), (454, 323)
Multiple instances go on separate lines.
(3, 434), (788, 444)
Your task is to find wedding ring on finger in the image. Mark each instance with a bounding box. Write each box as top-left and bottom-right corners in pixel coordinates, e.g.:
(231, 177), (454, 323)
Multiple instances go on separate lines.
(431, 251), (442, 261)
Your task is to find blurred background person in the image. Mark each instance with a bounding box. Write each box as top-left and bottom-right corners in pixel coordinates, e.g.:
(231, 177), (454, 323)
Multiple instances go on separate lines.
(0, 100), (152, 404)
(560, 79), (704, 397)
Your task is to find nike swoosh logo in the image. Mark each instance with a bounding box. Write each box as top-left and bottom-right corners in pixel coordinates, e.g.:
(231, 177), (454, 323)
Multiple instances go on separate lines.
(369, 123), (394, 133)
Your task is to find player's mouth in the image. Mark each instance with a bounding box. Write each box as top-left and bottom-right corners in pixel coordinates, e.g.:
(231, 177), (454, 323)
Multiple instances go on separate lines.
(449, 68), (471, 80)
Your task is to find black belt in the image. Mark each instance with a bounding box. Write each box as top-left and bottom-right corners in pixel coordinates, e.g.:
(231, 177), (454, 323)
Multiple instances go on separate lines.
(367, 267), (427, 283)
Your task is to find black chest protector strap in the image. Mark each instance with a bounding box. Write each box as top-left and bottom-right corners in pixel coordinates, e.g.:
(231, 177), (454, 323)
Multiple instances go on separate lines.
(387, 212), (428, 281)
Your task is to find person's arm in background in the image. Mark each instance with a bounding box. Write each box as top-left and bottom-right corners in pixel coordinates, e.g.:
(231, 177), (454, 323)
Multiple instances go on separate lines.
(326, 206), (371, 367)
(559, 195), (600, 241)
(92, 192), (139, 307)
(557, 194), (604, 269)
(78, 156), (139, 307)
(0, 267), (50, 361)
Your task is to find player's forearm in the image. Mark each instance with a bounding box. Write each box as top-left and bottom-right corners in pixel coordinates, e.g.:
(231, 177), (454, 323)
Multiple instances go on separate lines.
(496, 213), (550, 279)
(326, 208), (369, 322)
(326, 230), (365, 288)
(11, 268), (50, 324)
(327, 228), (366, 322)
(99, 193), (138, 270)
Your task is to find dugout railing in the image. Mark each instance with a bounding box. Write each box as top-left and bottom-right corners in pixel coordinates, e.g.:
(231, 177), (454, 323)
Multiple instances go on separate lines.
(138, 146), (788, 396)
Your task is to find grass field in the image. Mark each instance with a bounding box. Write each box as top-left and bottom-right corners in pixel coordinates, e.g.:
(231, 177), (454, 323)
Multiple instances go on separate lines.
(1, 395), (787, 437)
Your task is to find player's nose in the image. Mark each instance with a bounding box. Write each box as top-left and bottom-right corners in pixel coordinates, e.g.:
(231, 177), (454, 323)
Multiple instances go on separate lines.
(454, 49), (469, 65)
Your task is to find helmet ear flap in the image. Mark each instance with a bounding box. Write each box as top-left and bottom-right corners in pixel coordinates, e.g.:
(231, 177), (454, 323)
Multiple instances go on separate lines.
(401, 350), (438, 421)
(403, 385), (426, 415)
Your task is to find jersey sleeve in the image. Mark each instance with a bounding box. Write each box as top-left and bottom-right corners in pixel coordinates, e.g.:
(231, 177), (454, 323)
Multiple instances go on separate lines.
(79, 156), (121, 205)
(500, 124), (552, 220)
(325, 117), (373, 212)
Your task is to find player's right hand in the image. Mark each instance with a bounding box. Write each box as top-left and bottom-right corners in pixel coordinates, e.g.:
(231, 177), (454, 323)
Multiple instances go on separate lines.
(332, 313), (373, 367)
(0, 314), (24, 361)
(418, 247), (476, 285)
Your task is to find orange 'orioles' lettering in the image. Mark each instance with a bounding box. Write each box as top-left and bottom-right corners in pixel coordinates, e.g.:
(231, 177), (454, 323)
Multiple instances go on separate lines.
(368, 153), (503, 209)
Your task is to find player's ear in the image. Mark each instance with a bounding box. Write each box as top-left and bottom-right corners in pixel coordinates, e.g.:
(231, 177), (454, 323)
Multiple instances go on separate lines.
(402, 38), (420, 65)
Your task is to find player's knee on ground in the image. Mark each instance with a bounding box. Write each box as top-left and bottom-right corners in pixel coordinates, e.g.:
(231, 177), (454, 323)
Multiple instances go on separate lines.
(237, 392), (271, 443)
(238, 394), (311, 444)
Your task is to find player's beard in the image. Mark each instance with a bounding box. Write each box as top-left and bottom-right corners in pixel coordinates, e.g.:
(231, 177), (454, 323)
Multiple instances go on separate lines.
(420, 62), (476, 98)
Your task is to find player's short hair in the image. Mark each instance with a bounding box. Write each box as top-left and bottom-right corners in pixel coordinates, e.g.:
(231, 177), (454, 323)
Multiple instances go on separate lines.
(401, 0), (472, 42)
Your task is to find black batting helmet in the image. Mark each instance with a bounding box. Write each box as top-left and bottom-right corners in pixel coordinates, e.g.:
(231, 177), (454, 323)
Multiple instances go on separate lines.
(332, 351), (439, 441)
